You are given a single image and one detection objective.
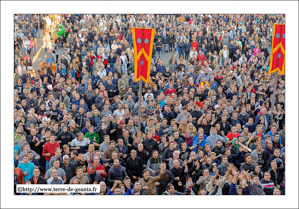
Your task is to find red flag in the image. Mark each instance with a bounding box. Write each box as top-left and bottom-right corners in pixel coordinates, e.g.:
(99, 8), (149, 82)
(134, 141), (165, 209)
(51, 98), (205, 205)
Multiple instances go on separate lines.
(268, 24), (285, 75)
(132, 28), (155, 83)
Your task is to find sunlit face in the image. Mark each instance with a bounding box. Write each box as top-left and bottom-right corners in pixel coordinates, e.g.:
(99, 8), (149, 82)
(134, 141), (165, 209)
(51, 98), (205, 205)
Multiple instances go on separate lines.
(203, 169), (209, 177)
(273, 188), (281, 195)
(264, 172), (270, 181)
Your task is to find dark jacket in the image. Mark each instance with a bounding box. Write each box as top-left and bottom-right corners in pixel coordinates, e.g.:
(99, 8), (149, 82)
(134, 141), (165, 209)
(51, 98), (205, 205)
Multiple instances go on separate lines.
(107, 157), (126, 168)
(60, 162), (76, 184)
(212, 146), (225, 156)
(162, 111), (175, 124)
(229, 183), (251, 195)
(115, 144), (129, 161)
(142, 138), (159, 158)
(137, 149), (148, 166)
(126, 156), (143, 179)
(132, 188), (147, 195)
(74, 113), (86, 129)
(231, 151), (246, 169)
(56, 131), (77, 147)
(86, 173), (102, 184)
(170, 166), (185, 192)
(184, 43), (191, 52)
(260, 178), (275, 195)
(154, 170), (174, 195)
(217, 121), (231, 136)
(29, 176), (47, 184)
(130, 81), (139, 95)
(120, 136), (134, 146)
(108, 165), (127, 187)
(269, 167), (285, 186)
(162, 148), (175, 162)
(262, 147), (273, 167)
(264, 154), (283, 171)
(240, 162), (255, 173)
(178, 42), (185, 51)
(161, 36), (169, 44)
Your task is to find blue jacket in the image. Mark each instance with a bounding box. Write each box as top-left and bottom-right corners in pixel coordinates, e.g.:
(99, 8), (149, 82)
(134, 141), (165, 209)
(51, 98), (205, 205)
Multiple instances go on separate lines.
(174, 137), (184, 149)
(17, 161), (35, 182)
(210, 82), (218, 91)
(77, 103), (89, 113)
(107, 188), (132, 195)
(162, 111), (174, 124)
(81, 127), (89, 135)
(229, 183), (250, 195)
(230, 118), (245, 127)
(217, 163), (230, 176)
(178, 42), (185, 51)
(255, 113), (270, 131)
(156, 41), (162, 51)
(71, 99), (80, 109)
(265, 131), (282, 144)
(231, 151), (246, 169)
(157, 65), (166, 74)
(191, 133), (209, 154)
(106, 84), (117, 99)
(245, 123), (256, 133)
(106, 67), (113, 75)
(184, 43), (191, 52)
(92, 75), (101, 87)
(112, 78), (119, 87)
(21, 74), (28, 84)
(30, 158), (41, 170)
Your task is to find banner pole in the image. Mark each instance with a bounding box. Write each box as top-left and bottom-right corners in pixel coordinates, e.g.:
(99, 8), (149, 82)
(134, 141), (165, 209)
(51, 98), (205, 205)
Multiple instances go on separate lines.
(270, 71), (278, 124)
(138, 80), (142, 131)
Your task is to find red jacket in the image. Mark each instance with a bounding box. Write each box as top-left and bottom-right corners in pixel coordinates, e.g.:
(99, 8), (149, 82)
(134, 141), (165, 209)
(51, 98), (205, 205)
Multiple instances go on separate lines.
(195, 101), (203, 109)
(197, 54), (210, 66)
(89, 55), (95, 67)
(191, 41), (198, 50)
(87, 162), (107, 178)
(226, 132), (240, 148)
(42, 141), (60, 161)
(153, 134), (160, 143)
(14, 168), (24, 184)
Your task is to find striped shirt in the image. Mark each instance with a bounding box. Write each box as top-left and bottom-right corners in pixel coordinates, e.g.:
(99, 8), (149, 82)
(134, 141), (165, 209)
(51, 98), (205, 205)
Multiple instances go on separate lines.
(260, 179), (275, 195)
(248, 181), (265, 195)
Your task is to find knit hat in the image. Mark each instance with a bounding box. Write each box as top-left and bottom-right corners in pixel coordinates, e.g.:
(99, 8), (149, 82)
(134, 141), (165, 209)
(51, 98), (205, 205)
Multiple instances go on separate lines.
(119, 121), (124, 125)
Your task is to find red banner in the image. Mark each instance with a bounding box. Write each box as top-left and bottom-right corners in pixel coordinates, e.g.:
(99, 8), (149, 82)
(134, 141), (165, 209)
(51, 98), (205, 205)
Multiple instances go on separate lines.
(268, 24), (285, 75)
(132, 28), (155, 83)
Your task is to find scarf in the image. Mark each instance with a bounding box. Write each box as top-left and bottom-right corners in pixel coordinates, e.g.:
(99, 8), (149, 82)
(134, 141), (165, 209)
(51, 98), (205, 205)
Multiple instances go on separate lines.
(113, 165), (122, 180)
(220, 162), (228, 168)
(154, 158), (160, 168)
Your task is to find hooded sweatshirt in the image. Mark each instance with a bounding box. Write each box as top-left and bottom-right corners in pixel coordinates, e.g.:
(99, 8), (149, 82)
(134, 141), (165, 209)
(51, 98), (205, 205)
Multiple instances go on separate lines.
(146, 157), (162, 176)
(230, 138), (240, 154)
(206, 129), (227, 145)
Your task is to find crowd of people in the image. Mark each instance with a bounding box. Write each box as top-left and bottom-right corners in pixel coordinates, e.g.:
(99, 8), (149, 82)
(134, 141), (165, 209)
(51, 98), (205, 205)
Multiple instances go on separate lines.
(14, 14), (285, 195)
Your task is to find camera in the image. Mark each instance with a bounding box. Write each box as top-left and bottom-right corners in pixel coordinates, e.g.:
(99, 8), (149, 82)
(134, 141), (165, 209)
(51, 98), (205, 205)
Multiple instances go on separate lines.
(185, 188), (191, 195)
(45, 111), (52, 117)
